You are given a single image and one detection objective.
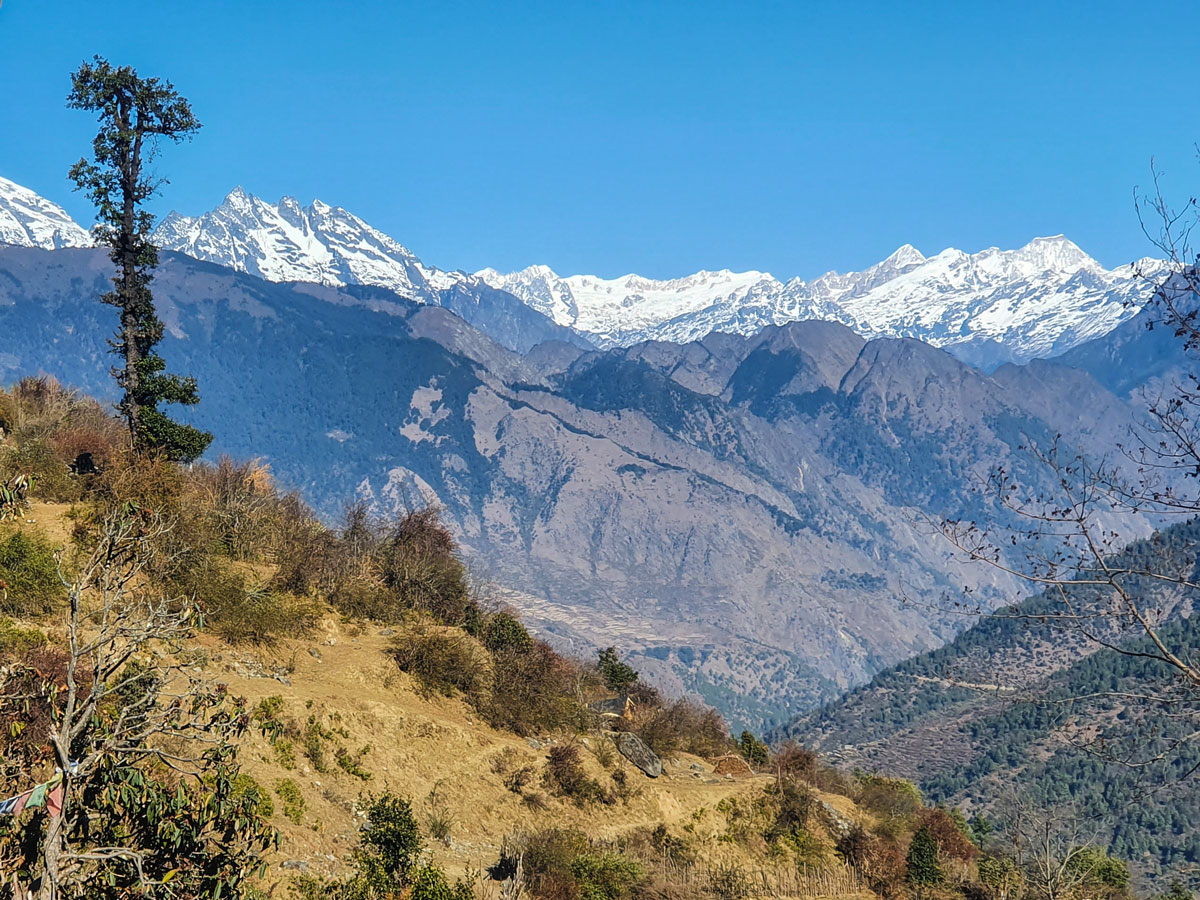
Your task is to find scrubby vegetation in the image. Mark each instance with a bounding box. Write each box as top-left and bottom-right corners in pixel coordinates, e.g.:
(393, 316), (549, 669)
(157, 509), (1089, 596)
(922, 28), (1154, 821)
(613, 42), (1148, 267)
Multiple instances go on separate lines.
(0, 378), (1161, 900)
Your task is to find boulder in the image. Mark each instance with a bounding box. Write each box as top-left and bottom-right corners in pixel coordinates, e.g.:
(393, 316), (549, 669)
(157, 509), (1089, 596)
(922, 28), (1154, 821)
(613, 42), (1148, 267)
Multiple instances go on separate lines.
(616, 732), (662, 778)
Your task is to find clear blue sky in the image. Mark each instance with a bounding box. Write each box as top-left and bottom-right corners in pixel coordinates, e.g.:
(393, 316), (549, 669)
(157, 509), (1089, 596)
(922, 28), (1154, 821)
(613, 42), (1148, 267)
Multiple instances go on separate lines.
(1, 1), (1195, 279)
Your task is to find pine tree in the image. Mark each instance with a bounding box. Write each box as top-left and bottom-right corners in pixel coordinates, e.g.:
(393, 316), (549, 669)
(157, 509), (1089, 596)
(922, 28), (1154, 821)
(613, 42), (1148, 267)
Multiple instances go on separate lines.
(906, 825), (943, 886)
(67, 56), (212, 462)
(598, 646), (639, 692)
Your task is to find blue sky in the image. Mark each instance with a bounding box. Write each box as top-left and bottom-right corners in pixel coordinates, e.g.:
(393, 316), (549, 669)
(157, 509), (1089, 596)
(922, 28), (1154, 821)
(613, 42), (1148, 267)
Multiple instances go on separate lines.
(1, 1), (1195, 278)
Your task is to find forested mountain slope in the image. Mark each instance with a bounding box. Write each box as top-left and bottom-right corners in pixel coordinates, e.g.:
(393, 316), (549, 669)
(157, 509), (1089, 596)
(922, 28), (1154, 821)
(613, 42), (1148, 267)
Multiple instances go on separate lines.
(782, 518), (1200, 876)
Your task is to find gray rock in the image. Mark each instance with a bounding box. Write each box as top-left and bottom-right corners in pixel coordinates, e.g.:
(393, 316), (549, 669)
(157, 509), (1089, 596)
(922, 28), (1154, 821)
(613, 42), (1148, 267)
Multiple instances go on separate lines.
(616, 732), (662, 778)
(281, 860), (309, 872)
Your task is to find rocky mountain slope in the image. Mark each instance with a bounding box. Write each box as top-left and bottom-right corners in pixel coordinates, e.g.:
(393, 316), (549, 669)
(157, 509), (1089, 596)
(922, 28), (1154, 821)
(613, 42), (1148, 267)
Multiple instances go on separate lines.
(0, 243), (1163, 730)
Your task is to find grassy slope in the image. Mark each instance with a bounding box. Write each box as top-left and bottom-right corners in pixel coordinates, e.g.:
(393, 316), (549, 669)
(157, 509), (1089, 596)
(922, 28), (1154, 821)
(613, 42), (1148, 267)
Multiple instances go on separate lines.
(15, 502), (870, 896)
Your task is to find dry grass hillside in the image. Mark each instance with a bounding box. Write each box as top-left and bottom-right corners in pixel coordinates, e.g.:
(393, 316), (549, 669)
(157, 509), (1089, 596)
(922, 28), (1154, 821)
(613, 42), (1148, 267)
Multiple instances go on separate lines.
(7, 500), (872, 899)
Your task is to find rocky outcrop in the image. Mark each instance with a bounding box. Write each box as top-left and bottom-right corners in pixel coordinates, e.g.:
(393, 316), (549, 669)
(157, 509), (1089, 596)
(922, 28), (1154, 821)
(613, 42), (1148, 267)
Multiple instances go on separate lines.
(616, 733), (662, 778)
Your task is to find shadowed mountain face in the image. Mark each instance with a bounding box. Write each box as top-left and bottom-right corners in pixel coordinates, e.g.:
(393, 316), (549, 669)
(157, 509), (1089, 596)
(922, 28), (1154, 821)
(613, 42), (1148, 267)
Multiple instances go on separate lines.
(0, 245), (1158, 730)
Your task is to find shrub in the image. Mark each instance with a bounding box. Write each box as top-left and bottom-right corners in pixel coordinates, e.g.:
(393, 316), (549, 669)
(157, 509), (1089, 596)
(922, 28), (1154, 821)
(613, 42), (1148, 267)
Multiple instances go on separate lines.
(1066, 847), (1130, 890)
(771, 740), (817, 779)
(0, 531), (62, 618)
(764, 777), (814, 841)
(502, 828), (588, 900)
(358, 793), (423, 886)
(544, 745), (614, 806)
(233, 773), (274, 819)
(906, 826), (943, 886)
(919, 807), (979, 863)
(484, 611), (534, 655)
(0, 617), (46, 657)
(570, 853), (642, 900)
(190, 456), (279, 561)
(485, 640), (588, 735)
(275, 778), (305, 824)
(856, 773), (923, 821)
(626, 698), (728, 757)
(373, 509), (475, 625)
(187, 560), (322, 645)
(409, 864), (473, 900)
(388, 622), (491, 699)
(505, 766), (535, 794)
(336, 744), (372, 780)
(707, 862), (752, 900)
(838, 826), (906, 900)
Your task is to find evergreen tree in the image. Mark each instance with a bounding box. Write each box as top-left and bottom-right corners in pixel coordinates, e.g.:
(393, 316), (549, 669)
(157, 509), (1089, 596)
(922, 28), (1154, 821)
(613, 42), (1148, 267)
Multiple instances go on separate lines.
(67, 56), (212, 462)
(906, 825), (943, 886)
(598, 646), (639, 692)
(738, 730), (770, 768)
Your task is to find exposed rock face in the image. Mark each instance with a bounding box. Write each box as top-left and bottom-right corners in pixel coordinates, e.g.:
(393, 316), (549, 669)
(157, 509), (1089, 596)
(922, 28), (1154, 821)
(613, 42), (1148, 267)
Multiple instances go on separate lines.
(616, 733), (662, 779)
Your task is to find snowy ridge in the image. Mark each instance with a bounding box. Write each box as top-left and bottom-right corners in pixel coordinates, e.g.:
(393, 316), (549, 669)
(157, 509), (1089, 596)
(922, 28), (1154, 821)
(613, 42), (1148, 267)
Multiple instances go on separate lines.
(0, 176), (92, 250)
(0, 175), (1163, 365)
(153, 187), (470, 301)
(479, 237), (1163, 362)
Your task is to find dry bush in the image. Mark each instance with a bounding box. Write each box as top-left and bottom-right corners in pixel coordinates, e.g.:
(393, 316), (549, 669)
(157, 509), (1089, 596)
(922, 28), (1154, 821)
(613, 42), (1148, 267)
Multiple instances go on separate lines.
(836, 825), (906, 900)
(485, 640), (590, 736)
(809, 763), (856, 799)
(623, 698), (728, 758)
(543, 744), (614, 806)
(919, 807), (979, 863)
(0, 377), (124, 501)
(372, 509), (476, 625)
(188, 456), (280, 560)
(388, 621), (492, 699)
(771, 740), (818, 780)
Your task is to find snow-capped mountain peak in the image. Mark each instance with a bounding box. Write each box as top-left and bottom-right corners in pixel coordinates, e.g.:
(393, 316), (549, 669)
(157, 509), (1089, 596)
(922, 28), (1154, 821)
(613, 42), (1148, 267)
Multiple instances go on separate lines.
(0, 176), (92, 250)
(481, 239), (1157, 364)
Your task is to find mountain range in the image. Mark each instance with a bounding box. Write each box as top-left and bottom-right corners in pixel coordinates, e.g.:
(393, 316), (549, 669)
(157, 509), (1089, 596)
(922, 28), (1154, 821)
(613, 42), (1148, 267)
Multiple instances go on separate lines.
(1, 175), (1161, 370)
(0, 175), (1186, 730)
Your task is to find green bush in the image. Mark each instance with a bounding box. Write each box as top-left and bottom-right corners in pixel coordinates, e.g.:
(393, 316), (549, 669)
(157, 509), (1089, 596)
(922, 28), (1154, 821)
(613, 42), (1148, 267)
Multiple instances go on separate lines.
(0, 531), (62, 618)
(408, 864), (473, 900)
(483, 611), (533, 655)
(570, 852), (643, 900)
(598, 647), (639, 692)
(358, 793), (423, 887)
(906, 825), (943, 886)
(1066, 847), (1130, 890)
(737, 730), (769, 769)
(0, 617), (46, 657)
(233, 773), (274, 819)
(274, 778), (305, 825)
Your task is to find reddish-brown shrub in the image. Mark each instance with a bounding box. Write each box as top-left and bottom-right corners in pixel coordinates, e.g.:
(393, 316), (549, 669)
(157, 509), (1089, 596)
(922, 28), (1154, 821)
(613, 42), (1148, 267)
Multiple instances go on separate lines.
(920, 807), (979, 863)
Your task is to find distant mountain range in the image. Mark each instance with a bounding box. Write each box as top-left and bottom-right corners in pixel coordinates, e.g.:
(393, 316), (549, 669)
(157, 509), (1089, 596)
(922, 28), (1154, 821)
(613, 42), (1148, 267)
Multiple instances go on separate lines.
(1, 176), (1162, 370)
